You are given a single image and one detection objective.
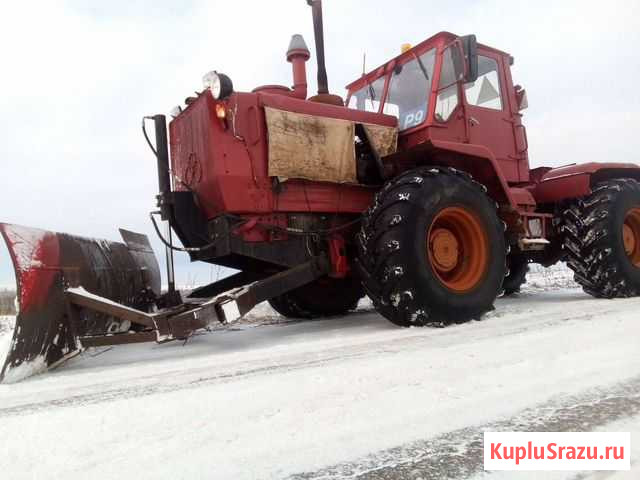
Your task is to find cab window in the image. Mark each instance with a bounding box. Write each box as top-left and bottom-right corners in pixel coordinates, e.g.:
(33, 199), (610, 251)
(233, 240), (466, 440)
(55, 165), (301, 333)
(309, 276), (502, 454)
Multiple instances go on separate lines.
(464, 56), (502, 110)
(384, 49), (436, 131)
(347, 77), (385, 113)
(434, 45), (460, 122)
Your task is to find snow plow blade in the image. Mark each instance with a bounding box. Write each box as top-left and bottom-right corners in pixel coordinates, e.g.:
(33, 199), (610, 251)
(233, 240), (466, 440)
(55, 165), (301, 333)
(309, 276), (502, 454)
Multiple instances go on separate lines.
(0, 223), (160, 383)
(0, 222), (332, 382)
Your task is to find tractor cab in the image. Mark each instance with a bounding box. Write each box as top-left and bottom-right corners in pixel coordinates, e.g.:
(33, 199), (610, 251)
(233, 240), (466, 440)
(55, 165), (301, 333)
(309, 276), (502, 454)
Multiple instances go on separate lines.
(346, 32), (531, 184)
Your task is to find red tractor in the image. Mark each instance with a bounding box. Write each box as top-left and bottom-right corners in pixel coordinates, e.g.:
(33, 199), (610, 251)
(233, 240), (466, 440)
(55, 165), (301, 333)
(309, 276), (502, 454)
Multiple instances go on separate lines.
(2, 0), (639, 381)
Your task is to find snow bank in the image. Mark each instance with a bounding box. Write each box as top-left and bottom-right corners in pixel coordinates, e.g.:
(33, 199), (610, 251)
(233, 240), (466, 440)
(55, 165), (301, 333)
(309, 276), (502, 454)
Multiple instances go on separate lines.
(0, 315), (15, 368)
(523, 263), (579, 292)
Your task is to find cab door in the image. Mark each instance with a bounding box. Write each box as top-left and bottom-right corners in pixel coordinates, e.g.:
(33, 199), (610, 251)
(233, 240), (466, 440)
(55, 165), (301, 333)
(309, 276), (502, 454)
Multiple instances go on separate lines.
(463, 53), (520, 182)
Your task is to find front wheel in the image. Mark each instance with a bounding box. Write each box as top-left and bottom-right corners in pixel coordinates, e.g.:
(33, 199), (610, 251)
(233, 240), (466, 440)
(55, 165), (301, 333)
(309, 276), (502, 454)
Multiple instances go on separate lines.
(357, 167), (506, 326)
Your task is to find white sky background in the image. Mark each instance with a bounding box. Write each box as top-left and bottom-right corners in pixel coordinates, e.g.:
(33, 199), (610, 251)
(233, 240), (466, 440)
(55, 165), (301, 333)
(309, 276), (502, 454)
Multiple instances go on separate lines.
(1, 0), (639, 288)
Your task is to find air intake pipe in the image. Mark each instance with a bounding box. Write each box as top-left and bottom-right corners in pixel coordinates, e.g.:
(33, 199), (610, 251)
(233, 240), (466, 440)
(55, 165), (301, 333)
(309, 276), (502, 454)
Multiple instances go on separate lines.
(287, 34), (310, 99)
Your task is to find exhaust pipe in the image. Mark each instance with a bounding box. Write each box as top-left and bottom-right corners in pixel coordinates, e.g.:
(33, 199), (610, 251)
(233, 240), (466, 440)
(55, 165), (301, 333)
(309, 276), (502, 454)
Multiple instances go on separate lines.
(307, 0), (328, 95)
(306, 0), (343, 106)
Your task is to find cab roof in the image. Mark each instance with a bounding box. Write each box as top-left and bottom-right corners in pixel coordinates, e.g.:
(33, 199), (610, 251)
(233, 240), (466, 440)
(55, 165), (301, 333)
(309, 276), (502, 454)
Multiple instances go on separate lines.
(345, 31), (512, 91)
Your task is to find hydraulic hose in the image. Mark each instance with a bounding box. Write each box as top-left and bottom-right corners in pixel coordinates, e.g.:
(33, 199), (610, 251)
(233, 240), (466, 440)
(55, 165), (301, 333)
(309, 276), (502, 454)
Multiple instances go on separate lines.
(150, 212), (223, 253)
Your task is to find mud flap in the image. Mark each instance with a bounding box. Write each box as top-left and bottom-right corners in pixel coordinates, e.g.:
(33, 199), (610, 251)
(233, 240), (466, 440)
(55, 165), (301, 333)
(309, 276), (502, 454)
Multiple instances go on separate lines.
(0, 223), (160, 382)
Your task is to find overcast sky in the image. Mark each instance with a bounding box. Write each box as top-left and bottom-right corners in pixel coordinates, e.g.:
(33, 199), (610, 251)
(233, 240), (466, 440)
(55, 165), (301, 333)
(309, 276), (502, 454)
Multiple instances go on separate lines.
(1, 0), (640, 289)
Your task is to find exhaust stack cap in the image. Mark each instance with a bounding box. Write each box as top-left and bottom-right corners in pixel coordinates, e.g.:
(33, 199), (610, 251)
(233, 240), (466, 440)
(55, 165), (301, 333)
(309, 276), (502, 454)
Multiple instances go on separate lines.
(287, 34), (310, 61)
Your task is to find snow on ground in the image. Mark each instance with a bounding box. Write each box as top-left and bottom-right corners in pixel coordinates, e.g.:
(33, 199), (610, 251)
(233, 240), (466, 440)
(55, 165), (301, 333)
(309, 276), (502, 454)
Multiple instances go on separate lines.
(0, 264), (638, 479)
(0, 315), (15, 367)
(524, 262), (579, 292)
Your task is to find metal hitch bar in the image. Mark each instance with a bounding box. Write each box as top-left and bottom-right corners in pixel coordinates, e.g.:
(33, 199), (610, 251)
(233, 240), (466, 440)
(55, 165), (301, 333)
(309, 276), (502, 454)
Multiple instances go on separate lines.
(67, 255), (330, 348)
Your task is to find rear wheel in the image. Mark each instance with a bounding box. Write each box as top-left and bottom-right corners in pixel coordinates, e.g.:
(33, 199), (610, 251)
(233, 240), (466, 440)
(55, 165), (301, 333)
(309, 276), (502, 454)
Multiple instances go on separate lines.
(357, 167), (506, 326)
(268, 276), (364, 318)
(560, 178), (640, 297)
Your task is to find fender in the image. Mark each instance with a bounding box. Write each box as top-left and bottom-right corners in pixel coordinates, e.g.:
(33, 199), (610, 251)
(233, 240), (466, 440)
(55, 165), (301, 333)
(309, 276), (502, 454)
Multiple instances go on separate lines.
(531, 162), (640, 204)
(425, 139), (521, 209)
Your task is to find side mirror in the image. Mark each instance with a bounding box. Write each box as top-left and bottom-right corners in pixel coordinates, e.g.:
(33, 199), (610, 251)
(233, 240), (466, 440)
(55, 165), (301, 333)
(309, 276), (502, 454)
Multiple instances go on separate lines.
(460, 35), (478, 83)
(514, 85), (528, 111)
(449, 35), (478, 84)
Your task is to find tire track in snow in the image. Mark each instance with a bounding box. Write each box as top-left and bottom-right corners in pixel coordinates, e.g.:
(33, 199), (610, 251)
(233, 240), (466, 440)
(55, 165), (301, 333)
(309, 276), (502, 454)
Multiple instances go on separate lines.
(0, 350), (373, 417)
(0, 297), (629, 418)
(288, 376), (640, 480)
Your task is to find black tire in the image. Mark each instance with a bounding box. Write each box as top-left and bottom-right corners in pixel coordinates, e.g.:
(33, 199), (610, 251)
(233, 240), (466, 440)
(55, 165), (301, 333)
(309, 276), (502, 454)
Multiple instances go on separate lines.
(560, 178), (640, 298)
(268, 276), (365, 319)
(357, 167), (506, 326)
(502, 253), (529, 295)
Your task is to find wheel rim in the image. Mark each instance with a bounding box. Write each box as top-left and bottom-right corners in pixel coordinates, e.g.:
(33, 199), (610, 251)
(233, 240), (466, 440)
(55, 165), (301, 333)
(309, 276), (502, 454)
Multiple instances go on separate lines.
(427, 206), (490, 292)
(623, 208), (640, 267)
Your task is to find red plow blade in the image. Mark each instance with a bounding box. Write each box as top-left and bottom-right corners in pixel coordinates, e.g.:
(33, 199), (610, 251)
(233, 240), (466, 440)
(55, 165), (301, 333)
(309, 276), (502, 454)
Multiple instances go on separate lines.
(0, 223), (160, 382)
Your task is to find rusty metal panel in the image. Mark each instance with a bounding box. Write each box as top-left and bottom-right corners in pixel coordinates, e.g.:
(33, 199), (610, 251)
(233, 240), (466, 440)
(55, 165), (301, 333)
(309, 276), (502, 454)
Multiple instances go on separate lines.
(266, 107), (357, 183)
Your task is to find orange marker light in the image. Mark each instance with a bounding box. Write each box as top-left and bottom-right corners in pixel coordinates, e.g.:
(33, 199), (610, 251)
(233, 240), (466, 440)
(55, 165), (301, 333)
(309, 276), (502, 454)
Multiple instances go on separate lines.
(215, 103), (227, 119)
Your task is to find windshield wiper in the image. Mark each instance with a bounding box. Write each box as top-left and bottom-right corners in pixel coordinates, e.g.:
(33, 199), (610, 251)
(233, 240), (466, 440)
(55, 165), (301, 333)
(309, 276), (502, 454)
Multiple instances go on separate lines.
(413, 53), (429, 81)
(367, 83), (377, 108)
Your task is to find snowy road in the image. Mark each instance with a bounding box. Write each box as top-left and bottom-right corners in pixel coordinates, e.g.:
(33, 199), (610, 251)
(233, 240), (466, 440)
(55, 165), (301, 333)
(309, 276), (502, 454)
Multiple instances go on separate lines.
(0, 269), (639, 479)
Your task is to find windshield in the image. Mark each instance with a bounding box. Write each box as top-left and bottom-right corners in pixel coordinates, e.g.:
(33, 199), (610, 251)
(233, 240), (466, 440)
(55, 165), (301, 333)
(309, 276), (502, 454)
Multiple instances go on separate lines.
(347, 77), (385, 113)
(385, 49), (436, 130)
(347, 48), (436, 131)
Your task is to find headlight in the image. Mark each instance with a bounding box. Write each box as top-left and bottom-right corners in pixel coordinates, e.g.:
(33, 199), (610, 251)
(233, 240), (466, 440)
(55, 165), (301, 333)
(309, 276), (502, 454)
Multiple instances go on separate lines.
(202, 71), (234, 100)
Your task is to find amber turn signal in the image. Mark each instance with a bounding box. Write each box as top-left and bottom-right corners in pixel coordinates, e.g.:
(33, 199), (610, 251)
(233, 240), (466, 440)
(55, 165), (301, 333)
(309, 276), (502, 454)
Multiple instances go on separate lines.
(215, 103), (227, 119)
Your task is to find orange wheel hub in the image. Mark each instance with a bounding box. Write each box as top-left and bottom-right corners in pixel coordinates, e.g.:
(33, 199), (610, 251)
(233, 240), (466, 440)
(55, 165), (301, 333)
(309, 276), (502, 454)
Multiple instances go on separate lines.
(430, 228), (460, 272)
(623, 208), (640, 267)
(427, 206), (490, 292)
